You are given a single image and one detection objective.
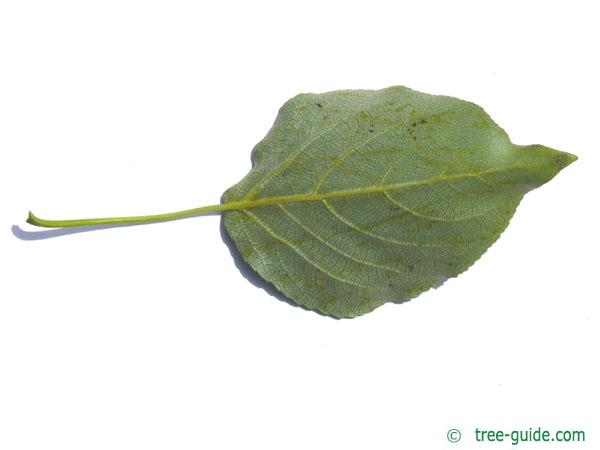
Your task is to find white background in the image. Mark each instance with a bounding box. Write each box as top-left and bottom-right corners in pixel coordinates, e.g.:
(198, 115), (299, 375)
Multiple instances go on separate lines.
(0, 1), (598, 449)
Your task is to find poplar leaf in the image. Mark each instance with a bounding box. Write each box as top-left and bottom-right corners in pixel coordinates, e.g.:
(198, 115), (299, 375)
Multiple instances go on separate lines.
(222, 86), (575, 317)
(25, 86), (576, 318)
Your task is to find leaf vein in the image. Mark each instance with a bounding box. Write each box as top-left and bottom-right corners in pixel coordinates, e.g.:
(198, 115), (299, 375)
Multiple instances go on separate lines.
(313, 120), (407, 192)
(278, 204), (408, 275)
(245, 210), (390, 292)
(245, 93), (376, 199)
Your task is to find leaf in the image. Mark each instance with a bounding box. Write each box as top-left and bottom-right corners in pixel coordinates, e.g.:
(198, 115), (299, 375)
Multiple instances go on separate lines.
(25, 86), (576, 318)
(222, 86), (576, 318)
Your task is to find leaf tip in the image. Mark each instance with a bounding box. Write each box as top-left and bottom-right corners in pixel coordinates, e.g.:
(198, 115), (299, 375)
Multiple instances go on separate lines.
(547, 146), (577, 172)
(564, 150), (578, 166)
(517, 144), (577, 186)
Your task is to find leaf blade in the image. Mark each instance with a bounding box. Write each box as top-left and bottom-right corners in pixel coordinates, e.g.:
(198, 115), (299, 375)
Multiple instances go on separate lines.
(223, 86), (575, 317)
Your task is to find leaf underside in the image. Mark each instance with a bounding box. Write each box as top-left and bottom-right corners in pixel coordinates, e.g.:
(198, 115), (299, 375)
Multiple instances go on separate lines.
(222, 86), (575, 318)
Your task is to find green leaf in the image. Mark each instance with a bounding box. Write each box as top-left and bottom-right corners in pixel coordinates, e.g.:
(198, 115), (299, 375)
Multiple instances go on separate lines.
(222, 86), (576, 317)
(26, 86), (576, 318)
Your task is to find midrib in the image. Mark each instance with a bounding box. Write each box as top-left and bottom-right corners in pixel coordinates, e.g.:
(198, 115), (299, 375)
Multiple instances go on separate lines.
(228, 165), (518, 211)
